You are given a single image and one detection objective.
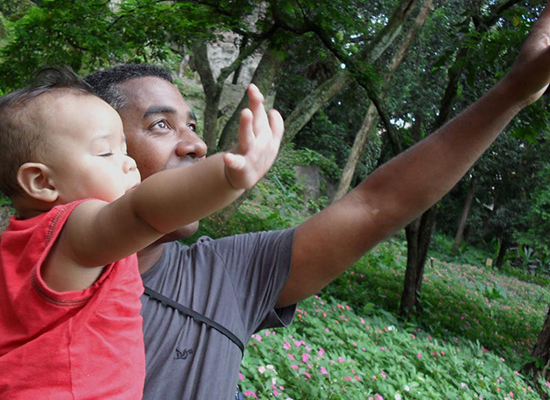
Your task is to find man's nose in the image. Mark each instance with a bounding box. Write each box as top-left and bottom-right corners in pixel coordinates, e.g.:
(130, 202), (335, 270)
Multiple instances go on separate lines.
(175, 128), (207, 159)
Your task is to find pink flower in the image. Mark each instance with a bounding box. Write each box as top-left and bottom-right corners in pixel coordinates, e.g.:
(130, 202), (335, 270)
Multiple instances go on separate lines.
(283, 342), (291, 350)
(290, 365), (299, 370)
(320, 367), (328, 375)
(417, 353), (422, 358)
(238, 373), (244, 381)
(338, 357), (345, 363)
(243, 390), (258, 398)
(302, 353), (310, 363)
(325, 328), (330, 333)
(303, 372), (311, 379)
(343, 376), (353, 382)
(318, 348), (325, 357)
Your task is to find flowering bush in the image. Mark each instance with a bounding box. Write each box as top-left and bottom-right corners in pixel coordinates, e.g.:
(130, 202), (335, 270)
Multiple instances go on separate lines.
(240, 295), (545, 399)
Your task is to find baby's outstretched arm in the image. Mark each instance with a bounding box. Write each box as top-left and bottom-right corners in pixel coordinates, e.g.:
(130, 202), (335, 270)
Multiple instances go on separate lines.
(46, 85), (283, 291)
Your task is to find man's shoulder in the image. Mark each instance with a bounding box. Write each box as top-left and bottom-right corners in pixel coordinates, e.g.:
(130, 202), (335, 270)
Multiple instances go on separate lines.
(145, 229), (295, 279)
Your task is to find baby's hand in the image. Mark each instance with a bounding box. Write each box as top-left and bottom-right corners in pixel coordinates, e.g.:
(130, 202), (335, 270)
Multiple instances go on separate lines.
(223, 84), (284, 189)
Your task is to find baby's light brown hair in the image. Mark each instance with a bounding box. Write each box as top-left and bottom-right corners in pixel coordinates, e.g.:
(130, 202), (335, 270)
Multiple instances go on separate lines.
(0, 67), (96, 197)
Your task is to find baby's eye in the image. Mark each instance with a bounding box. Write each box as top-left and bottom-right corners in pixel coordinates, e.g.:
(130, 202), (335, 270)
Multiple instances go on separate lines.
(99, 152), (113, 157)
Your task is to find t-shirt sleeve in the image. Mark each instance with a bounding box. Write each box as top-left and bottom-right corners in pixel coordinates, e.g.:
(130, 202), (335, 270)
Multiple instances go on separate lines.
(31, 199), (116, 305)
(208, 228), (296, 336)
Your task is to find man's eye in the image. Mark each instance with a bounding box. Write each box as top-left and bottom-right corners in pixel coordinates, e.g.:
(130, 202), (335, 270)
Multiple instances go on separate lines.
(188, 123), (197, 132)
(153, 120), (169, 130)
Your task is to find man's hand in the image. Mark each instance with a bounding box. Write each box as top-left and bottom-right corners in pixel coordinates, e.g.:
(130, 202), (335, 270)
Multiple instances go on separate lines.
(502, 3), (550, 108)
(223, 84), (284, 189)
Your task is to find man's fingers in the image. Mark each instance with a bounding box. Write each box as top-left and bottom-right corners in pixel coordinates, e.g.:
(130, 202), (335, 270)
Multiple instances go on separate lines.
(533, 3), (550, 34)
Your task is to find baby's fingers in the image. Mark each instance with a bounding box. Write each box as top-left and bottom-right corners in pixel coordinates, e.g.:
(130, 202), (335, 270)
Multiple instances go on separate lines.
(224, 153), (246, 171)
(238, 108), (255, 153)
(269, 109), (284, 143)
(248, 84), (269, 136)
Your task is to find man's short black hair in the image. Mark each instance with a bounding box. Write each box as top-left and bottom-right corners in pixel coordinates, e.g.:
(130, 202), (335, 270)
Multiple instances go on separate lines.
(0, 66), (95, 197)
(85, 63), (173, 111)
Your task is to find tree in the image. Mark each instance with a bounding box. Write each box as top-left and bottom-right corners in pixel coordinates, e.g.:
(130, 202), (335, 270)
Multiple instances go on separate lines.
(332, 0), (434, 203)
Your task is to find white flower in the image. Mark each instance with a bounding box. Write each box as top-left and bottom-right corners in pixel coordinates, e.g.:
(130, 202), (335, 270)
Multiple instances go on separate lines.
(387, 325), (396, 331)
(395, 394), (402, 400)
(404, 385), (410, 392)
(258, 366), (266, 374)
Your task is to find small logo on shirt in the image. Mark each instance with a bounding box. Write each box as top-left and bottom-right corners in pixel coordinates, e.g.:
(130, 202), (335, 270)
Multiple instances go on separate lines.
(175, 348), (194, 360)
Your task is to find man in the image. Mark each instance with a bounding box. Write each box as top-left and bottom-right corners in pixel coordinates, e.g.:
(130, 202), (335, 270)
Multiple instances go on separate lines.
(86, 5), (550, 398)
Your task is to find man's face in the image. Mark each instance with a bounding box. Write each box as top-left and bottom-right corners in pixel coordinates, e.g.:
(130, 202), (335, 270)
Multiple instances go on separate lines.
(116, 77), (208, 239)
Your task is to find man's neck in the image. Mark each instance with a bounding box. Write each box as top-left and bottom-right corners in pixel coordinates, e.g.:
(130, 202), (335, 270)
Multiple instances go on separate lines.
(137, 243), (165, 275)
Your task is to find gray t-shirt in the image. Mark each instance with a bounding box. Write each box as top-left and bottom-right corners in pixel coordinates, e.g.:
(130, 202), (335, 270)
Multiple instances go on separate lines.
(140, 229), (296, 400)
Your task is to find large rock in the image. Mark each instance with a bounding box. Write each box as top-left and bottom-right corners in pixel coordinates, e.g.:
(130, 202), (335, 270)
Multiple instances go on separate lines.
(0, 204), (15, 234)
(294, 165), (336, 206)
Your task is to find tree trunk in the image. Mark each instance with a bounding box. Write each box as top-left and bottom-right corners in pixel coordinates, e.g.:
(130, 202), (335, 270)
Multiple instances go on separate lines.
(400, 207), (437, 317)
(524, 304), (550, 399)
(495, 237), (509, 270)
(452, 175), (477, 252)
(217, 45), (286, 151)
(213, 47), (286, 223)
(192, 40), (223, 152)
(397, 0), (503, 318)
(332, 103), (378, 202)
(283, 71), (351, 144)
(362, 0), (422, 63)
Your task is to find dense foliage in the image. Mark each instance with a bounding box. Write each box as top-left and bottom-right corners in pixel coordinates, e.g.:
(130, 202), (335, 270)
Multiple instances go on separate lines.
(3, 0), (550, 395)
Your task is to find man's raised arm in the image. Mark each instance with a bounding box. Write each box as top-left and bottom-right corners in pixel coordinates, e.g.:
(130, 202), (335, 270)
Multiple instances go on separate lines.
(277, 3), (550, 307)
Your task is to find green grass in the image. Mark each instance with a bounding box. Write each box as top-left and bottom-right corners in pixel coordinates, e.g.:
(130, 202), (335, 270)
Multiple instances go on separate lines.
(322, 237), (550, 368)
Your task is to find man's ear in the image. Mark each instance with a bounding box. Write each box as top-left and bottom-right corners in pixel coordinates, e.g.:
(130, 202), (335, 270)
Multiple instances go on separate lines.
(16, 162), (58, 203)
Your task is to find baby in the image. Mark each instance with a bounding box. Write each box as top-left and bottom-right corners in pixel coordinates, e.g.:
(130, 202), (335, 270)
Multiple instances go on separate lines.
(0, 67), (283, 399)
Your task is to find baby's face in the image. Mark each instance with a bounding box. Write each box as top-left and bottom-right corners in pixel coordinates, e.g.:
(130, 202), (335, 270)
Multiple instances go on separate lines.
(38, 92), (141, 203)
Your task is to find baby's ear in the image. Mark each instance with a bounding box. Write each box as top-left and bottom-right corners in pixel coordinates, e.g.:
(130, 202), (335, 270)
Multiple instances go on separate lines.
(16, 162), (58, 203)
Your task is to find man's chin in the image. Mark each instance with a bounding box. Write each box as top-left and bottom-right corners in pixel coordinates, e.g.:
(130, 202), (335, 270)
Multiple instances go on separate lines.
(155, 222), (199, 244)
